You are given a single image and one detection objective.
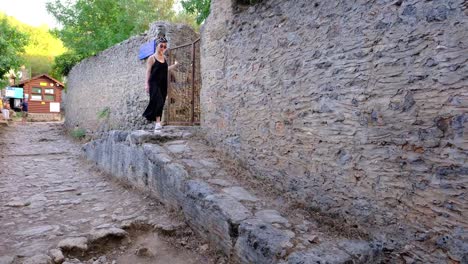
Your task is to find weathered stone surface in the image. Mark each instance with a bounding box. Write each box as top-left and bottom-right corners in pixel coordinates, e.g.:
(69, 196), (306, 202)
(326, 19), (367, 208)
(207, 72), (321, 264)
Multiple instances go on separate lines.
(222, 186), (259, 202)
(57, 237), (88, 252)
(153, 221), (185, 236)
(61, 259), (83, 264)
(5, 199), (31, 207)
(142, 143), (166, 154)
(199, 159), (219, 169)
(0, 123), (210, 263)
(84, 132), (191, 209)
(49, 249), (64, 264)
(17, 225), (60, 237)
(208, 179), (232, 187)
(127, 130), (182, 145)
(255, 210), (288, 225)
(158, 163), (189, 207)
(88, 228), (128, 243)
(108, 130), (129, 143)
(182, 180), (252, 255)
(287, 240), (379, 264)
(83, 129), (382, 262)
(22, 254), (52, 264)
(0, 256), (14, 264)
(201, 0), (468, 262)
(166, 143), (189, 154)
(234, 218), (294, 264)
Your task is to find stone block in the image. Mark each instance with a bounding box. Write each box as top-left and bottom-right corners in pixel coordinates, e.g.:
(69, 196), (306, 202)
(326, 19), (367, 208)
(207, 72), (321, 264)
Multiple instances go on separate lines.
(287, 240), (378, 264)
(182, 180), (252, 255)
(143, 143), (166, 155)
(234, 218), (294, 264)
(0, 256), (14, 264)
(127, 130), (182, 145)
(108, 130), (129, 143)
(255, 210), (289, 225)
(48, 249), (64, 264)
(154, 163), (189, 208)
(126, 130), (154, 145)
(88, 228), (128, 243)
(222, 186), (259, 202)
(57, 237), (88, 254)
(167, 144), (189, 154)
(22, 254), (52, 264)
(208, 178), (232, 187)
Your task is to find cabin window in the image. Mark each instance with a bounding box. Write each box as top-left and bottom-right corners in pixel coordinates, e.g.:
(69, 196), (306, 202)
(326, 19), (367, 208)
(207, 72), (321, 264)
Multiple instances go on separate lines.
(44, 95), (55, 101)
(44, 88), (54, 94)
(31, 87), (42, 101)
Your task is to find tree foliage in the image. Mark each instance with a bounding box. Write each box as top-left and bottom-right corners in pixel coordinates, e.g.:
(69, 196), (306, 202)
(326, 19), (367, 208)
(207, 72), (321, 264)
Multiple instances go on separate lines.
(181, 0), (211, 25)
(0, 13), (67, 81)
(50, 51), (83, 77)
(173, 10), (200, 31)
(0, 15), (29, 81)
(46, 0), (176, 59)
(46, 0), (204, 77)
(20, 24), (67, 77)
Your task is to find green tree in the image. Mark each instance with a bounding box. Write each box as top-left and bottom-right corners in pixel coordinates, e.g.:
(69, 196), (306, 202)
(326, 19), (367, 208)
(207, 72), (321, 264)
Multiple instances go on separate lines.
(46, 0), (175, 58)
(1, 13), (67, 80)
(172, 10), (200, 31)
(50, 51), (83, 77)
(46, 0), (179, 76)
(47, 0), (206, 76)
(0, 16), (29, 85)
(21, 24), (67, 77)
(181, 0), (211, 25)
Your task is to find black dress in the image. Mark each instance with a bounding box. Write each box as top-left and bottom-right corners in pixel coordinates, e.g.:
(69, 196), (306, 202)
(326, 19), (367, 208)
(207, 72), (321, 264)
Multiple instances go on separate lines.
(143, 58), (168, 121)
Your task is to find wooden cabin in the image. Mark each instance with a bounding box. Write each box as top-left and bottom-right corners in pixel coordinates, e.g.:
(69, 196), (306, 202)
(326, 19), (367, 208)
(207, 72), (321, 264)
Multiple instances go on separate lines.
(17, 74), (65, 120)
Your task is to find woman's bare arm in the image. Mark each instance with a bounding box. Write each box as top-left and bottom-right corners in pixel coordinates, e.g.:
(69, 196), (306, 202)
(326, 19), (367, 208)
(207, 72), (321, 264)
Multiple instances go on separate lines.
(168, 60), (179, 71)
(146, 56), (155, 93)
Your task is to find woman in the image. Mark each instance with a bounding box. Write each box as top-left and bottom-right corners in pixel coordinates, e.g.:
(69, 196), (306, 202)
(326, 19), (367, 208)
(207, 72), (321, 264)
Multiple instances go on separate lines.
(20, 98), (28, 124)
(0, 99), (3, 120)
(2, 102), (10, 120)
(142, 36), (178, 132)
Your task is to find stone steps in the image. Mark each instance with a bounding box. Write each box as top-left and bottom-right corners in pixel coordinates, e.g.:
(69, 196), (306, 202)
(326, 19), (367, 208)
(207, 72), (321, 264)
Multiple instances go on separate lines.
(83, 128), (382, 263)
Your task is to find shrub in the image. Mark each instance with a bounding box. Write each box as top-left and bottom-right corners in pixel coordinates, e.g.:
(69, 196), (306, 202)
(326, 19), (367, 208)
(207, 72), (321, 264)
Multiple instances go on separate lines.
(97, 107), (110, 119)
(71, 127), (86, 139)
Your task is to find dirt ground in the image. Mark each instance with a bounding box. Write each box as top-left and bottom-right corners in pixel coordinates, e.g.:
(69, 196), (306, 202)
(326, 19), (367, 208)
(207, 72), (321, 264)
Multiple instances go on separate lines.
(0, 122), (220, 264)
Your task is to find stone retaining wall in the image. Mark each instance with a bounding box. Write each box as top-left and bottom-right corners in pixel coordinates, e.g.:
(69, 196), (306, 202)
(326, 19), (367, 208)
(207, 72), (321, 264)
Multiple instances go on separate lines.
(83, 130), (381, 263)
(29, 113), (62, 122)
(64, 22), (199, 133)
(200, 0), (468, 261)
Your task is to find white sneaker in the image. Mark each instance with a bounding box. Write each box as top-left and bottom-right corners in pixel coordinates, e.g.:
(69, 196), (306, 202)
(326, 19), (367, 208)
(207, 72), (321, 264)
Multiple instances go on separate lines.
(154, 123), (162, 133)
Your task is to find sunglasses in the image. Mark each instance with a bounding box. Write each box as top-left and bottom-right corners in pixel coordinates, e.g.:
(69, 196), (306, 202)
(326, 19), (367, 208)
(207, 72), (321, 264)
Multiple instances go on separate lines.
(159, 44), (167, 49)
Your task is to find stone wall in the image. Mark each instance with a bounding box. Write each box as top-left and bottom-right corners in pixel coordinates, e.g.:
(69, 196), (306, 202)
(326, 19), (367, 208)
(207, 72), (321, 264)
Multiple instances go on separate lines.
(64, 22), (199, 133)
(201, 0), (468, 261)
(83, 130), (380, 263)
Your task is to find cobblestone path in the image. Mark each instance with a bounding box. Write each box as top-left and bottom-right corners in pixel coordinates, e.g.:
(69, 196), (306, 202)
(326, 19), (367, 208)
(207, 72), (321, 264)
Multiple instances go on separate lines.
(0, 122), (215, 264)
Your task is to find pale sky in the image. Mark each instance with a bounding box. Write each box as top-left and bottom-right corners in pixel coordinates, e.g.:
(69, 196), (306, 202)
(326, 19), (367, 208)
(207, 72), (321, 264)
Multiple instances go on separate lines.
(0, 0), (59, 28)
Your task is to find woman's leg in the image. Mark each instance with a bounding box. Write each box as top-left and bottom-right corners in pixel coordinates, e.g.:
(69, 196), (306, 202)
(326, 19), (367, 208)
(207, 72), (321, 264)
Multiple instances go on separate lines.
(154, 116), (162, 132)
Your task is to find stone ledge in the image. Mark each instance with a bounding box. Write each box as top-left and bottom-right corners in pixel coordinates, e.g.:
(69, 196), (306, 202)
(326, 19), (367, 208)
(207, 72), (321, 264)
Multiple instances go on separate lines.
(83, 129), (381, 263)
(126, 129), (194, 145)
(285, 240), (380, 264)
